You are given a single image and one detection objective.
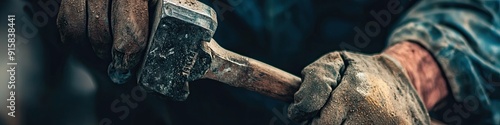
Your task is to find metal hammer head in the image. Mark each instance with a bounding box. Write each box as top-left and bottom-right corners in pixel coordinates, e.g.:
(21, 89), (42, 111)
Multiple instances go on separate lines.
(138, 0), (217, 101)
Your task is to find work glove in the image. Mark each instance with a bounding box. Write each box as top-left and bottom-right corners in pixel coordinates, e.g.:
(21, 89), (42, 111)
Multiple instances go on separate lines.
(288, 51), (430, 124)
(57, 0), (159, 84)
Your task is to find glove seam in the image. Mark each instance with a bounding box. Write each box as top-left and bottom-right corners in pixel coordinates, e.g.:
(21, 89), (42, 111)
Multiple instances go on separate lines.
(338, 51), (349, 85)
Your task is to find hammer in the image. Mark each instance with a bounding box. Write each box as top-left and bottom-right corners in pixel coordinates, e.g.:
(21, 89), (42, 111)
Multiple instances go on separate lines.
(138, 0), (301, 102)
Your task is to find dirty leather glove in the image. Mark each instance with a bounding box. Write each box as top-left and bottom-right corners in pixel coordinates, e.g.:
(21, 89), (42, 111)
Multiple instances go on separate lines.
(288, 51), (430, 124)
(57, 0), (159, 84)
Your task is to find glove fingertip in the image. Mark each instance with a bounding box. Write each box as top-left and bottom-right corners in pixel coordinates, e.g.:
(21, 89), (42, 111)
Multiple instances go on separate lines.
(57, 0), (88, 44)
(288, 103), (317, 122)
(87, 0), (112, 61)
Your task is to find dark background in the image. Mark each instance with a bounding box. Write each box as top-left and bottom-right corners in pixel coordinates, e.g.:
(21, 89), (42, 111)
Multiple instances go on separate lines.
(0, 0), (416, 124)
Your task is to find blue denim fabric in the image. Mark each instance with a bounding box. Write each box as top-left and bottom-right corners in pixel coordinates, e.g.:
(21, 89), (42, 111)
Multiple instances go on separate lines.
(389, 0), (500, 124)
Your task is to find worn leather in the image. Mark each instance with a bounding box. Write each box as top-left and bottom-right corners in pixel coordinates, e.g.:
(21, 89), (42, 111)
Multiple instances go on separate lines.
(288, 51), (430, 124)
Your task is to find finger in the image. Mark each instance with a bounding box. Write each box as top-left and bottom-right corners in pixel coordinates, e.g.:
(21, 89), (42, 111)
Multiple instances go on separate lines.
(87, 0), (112, 60)
(57, 0), (87, 44)
(108, 0), (149, 84)
(149, 0), (158, 8)
(311, 77), (350, 125)
(288, 52), (345, 122)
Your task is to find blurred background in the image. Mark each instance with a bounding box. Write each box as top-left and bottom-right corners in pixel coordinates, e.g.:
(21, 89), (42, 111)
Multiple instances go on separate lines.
(0, 0), (415, 124)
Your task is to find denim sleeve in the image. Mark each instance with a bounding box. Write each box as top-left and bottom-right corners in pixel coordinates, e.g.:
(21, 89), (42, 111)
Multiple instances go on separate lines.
(388, 0), (500, 124)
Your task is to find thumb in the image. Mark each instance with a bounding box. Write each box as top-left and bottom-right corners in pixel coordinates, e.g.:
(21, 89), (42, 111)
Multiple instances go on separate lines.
(288, 52), (345, 122)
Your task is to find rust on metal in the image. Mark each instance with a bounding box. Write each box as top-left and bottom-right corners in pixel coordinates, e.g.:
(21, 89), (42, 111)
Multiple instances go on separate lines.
(139, 0), (301, 102)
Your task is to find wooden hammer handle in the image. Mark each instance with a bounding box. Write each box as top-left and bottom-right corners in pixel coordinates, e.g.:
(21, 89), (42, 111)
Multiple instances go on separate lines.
(203, 39), (301, 102)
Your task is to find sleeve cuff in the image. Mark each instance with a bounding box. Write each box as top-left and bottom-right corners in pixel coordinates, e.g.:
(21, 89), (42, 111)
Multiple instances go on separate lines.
(387, 21), (491, 104)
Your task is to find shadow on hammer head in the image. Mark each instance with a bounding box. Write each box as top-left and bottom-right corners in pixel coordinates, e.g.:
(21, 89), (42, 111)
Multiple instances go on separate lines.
(138, 0), (217, 101)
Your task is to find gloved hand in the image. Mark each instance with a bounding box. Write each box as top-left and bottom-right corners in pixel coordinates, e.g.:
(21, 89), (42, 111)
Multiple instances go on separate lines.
(288, 51), (430, 124)
(57, 0), (159, 84)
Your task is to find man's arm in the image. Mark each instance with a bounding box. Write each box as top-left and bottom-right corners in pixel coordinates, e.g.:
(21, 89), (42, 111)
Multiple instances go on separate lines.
(387, 0), (500, 124)
(383, 41), (448, 110)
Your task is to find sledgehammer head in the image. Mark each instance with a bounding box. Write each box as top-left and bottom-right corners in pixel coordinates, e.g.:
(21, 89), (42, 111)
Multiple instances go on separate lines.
(138, 0), (217, 101)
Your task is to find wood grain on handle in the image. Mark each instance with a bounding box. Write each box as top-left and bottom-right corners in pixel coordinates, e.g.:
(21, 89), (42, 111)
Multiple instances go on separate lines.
(203, 39), (301, 102)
